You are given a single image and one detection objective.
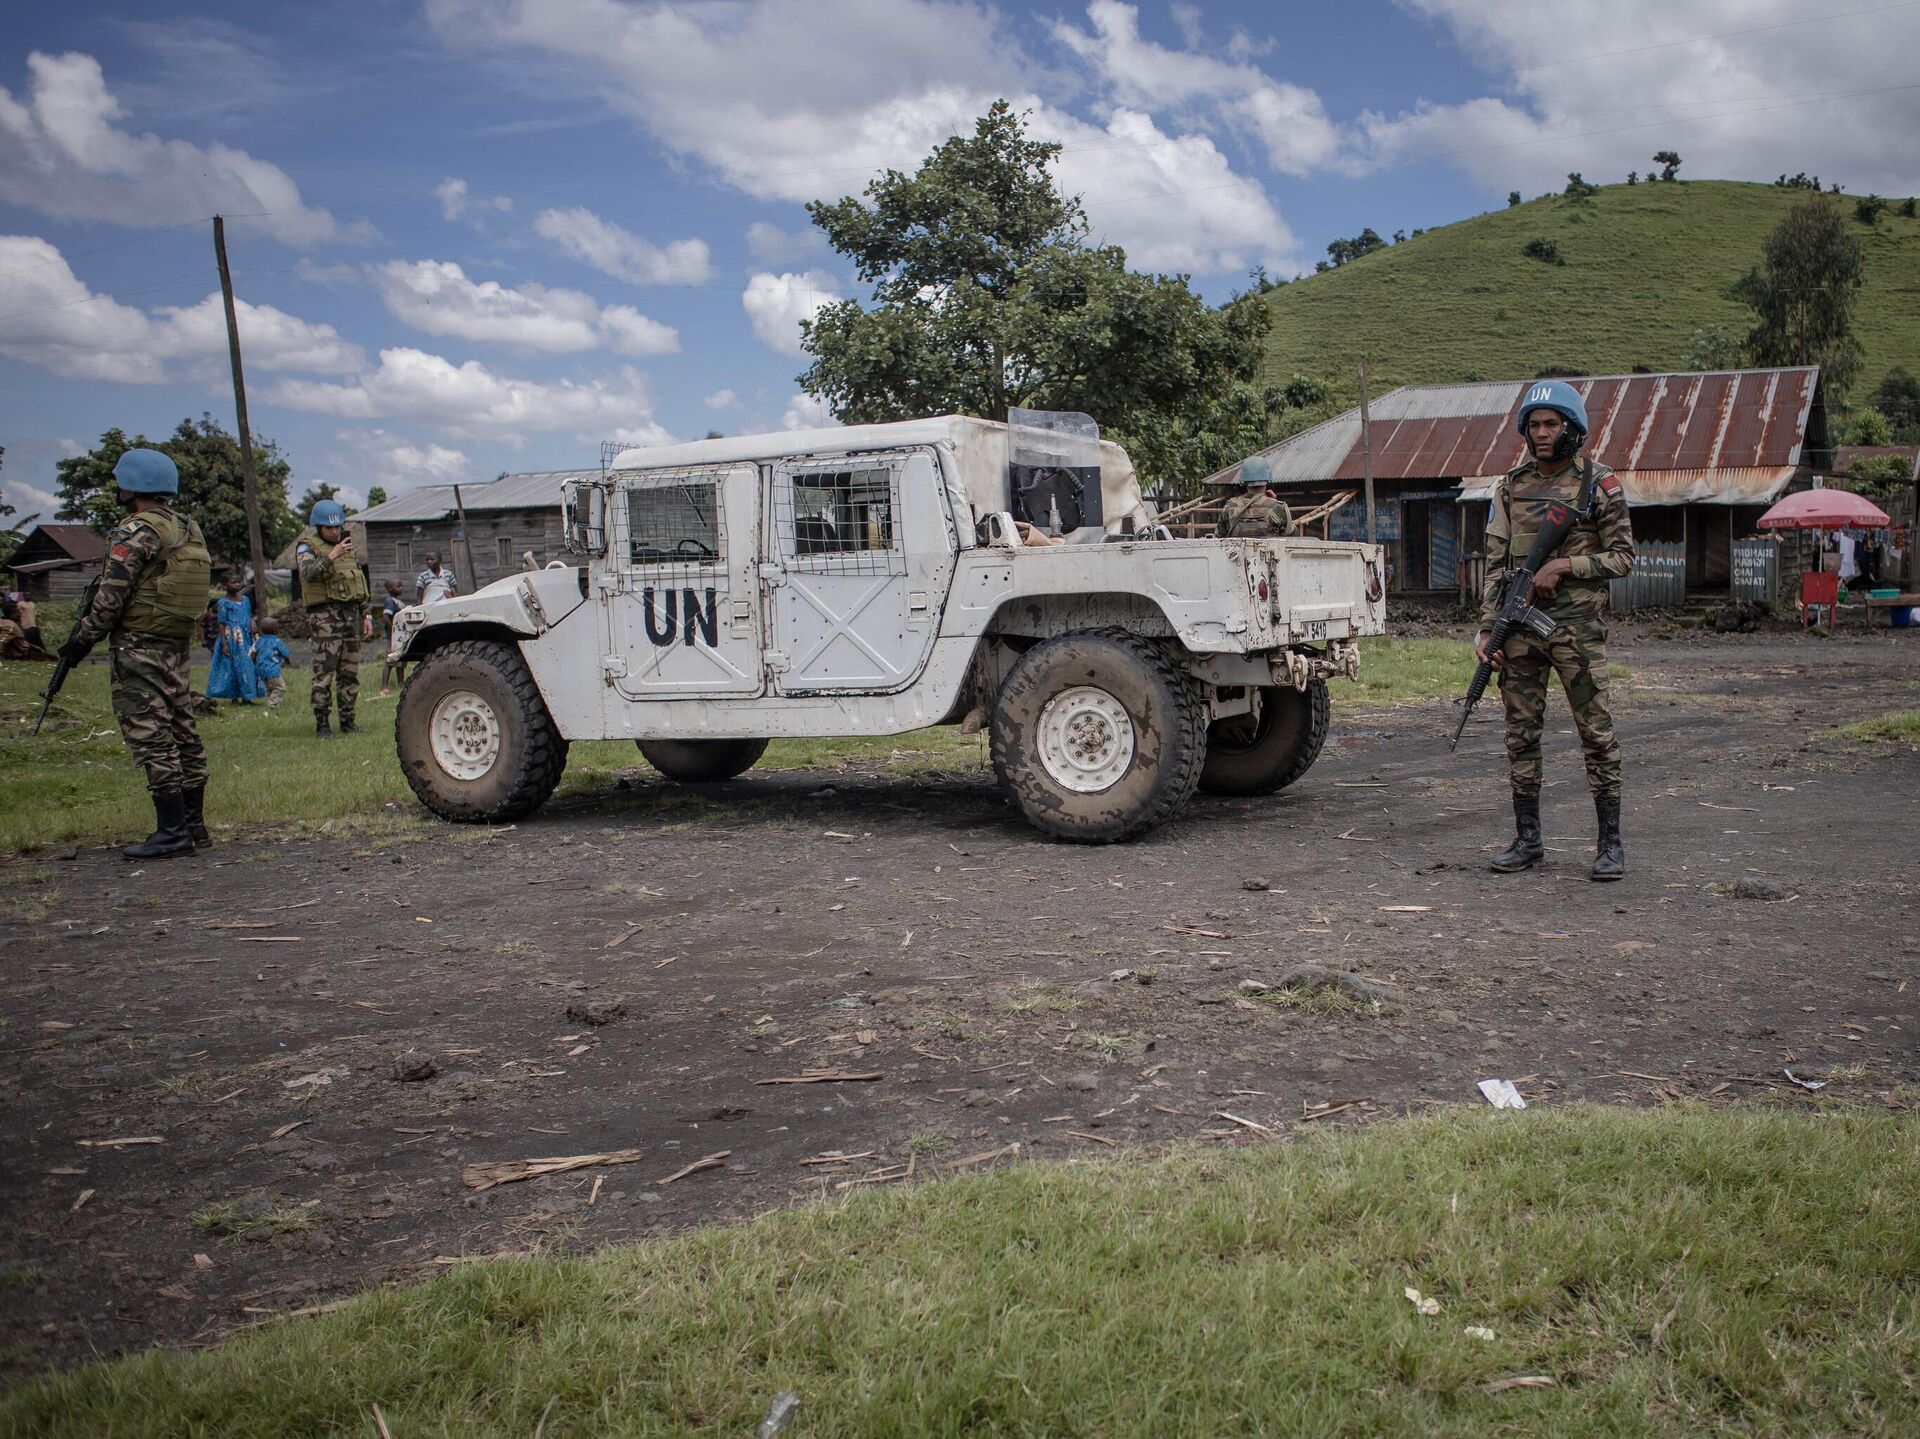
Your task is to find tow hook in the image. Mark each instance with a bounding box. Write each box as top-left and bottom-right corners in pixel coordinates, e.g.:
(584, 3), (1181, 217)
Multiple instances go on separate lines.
(1270, 640), (1360, 690)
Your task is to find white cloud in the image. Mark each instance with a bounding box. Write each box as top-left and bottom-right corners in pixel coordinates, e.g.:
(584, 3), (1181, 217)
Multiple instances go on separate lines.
(429, 0), (1016, 205)
(430, 0), (1299, 277)
(1053, 1), (1345, 177)
(0, 51), (368, 246)
(781, 392), (837, 432)
(3, 477), (63, 525)
(704, 388), (738, 410)
(435, 176), (513, 223)
(372, 258), (679, 356)
(1046, 108), (1296, 274)
(742, 270), (840, 356)
(264, 346), (667, 443)
(0, 234), (363, 383)
(533, 206), (713, 286)
(746, 220), (825, 265)
(335, 428), (475, 496)
(1362, 0), (1920, 195)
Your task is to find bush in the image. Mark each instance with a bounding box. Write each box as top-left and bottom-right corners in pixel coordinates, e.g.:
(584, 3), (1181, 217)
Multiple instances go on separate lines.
(1841, 408), (1895, 446)
(1902, 198), (1918, 218)
(1563, 172), (1599, 199)
(1522, 236), (1564, 265)
(1856, 194), (1888, 225)
(1507, 190), (1521, 207)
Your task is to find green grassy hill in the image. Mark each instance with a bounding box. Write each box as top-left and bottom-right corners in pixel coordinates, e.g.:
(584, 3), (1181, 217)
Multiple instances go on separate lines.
(1260, 180), (1920, 405)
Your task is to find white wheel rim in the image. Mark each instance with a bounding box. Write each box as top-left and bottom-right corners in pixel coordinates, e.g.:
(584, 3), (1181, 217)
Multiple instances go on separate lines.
(1036, 686), (1136, 794)
(429, 689), (501, 782)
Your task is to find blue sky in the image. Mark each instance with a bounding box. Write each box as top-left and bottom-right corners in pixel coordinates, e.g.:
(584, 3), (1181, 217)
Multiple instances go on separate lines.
(5, 0), (1917, 523)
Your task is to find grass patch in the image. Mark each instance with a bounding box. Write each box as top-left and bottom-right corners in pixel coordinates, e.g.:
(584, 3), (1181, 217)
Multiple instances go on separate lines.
(1256, 984), (1386, 1019)
(1842, 710), (1920, 743)
(0, 656), (981, 851)
(7, 1106), (1918, 1435)
(1079, 1032), (1130, 1058)
(1338, 636), (1630, 713)
(1000, 980), (1085, 1015)
(190, 1197), (318, 1240)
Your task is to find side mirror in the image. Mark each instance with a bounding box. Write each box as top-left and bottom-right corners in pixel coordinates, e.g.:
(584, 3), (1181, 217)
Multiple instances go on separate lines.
(561, 479), (608, 555)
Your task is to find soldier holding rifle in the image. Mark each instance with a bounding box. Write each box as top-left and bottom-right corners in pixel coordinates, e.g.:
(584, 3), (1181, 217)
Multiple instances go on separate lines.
(1474, 381), (1635, 881)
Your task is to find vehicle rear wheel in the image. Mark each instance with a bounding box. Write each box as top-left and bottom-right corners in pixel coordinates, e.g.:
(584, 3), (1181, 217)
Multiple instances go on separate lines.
(396, 640), (568, 822)
(990, 629), (1207, 843)
(637, 737), (769, 782)
(1198, 680), (1330, 797)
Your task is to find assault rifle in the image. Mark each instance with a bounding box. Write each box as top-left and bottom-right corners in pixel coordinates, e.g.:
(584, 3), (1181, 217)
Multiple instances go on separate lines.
(1448, 494), (1584, 752)
(31, 578), (98, 737)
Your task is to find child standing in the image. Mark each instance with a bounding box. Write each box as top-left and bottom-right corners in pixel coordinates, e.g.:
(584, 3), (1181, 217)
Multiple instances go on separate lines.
(251, 615), (293, 709)
(380, 579), (408, 695)
(205, 573), (264, 703)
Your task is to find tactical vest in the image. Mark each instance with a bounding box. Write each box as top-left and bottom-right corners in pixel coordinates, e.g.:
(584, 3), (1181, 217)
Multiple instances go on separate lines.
(1505, 459), (1608, 612)
(118, 508), (212, 641)
(297, 528), (370, 605)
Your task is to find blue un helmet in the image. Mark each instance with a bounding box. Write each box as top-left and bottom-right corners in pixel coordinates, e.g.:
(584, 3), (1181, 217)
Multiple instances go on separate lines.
(1239, 455), (1274, 488)
(112, 448), (180, 495)
(310, 498), (347, 528)
(1516, 379), (1589, 461)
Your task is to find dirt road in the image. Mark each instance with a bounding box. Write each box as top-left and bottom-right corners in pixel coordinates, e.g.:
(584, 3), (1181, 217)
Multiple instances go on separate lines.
(4, 630), (1916, 1375)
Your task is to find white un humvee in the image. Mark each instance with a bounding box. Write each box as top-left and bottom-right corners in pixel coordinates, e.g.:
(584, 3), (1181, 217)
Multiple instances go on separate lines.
(389, 411), (1386, 842)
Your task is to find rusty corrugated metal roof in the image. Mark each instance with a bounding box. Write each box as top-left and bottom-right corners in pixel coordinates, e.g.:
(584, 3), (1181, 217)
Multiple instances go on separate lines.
(1218, 367), (1819, 495)
(1457, 466), (1799, 506)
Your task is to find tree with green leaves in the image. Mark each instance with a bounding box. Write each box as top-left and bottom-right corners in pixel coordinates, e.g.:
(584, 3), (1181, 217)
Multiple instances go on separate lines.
(1653, 150), (1682, 181)
(796, 101), (1303, 493)
(1734, 194), (1865, 401)
(55, 416), (299, 562)
(295, 480), (352, 521)
(1868, 365), (1920, 441)
(1686, 324), (1744, 372)
(1841, 408), (1894, 446)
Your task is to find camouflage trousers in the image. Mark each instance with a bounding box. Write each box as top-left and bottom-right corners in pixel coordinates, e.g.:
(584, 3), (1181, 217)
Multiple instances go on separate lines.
(308, 602), (363, 722)
(110, 633), (208, 795)
(1499, 611), (1621, 798)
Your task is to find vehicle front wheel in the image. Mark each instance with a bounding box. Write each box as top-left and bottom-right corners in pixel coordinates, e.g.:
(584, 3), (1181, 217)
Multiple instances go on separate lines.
(637, 737), (769, 782)
(395, 640), (568, 822)
(1197, 680), (1330, 797)
(990, 629), (1207, 843)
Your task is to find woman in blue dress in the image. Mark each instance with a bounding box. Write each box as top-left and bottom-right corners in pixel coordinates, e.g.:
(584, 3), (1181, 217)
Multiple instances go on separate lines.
(205, 573), (264, 703)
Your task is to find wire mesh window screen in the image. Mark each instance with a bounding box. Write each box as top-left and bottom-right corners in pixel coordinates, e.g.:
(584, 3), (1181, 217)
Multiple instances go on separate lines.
(777, 466), (904, 577)
(622, 474), (728, 591)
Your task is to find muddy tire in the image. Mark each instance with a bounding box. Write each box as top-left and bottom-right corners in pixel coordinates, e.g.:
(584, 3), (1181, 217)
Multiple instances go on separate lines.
(395, 640), (568, 822)
(637, 737), (769, 782)
(1198, 680), (1330, 797)
(990, 629), (1207, 843)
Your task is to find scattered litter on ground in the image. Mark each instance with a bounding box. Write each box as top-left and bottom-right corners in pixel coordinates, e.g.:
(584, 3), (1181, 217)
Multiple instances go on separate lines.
(462, 1149), (647, 1191)
(282, 1067), (348, 1091)
(1464, 1326), (1497, 1341)
(756, 1391), (802, 1438)
(1783, 1069), (1828, 1091)
(1478, 1079), (1527, 1110)
(1404, 1286), (1441, 1316)
(1485, 1376), (1557, 1393)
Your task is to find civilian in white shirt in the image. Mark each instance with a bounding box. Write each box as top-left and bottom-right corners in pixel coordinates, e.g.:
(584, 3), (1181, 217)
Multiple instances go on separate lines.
(416, 554), (459, 605)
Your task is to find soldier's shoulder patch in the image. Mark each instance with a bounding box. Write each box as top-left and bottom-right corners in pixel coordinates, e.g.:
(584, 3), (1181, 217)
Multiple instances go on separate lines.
(296, 543), (313, 556)
(110, 542), (132, 562)
(1599, 473), (1623, 498)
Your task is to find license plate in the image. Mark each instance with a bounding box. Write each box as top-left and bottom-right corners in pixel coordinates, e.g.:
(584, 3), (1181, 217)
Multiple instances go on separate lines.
(1300, 620), (1327, 640)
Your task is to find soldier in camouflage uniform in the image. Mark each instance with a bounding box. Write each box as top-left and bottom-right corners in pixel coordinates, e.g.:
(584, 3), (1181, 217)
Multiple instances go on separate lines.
(294, 498), (372, 739)
(1214, 455), (1296, 538)
(1477, 380), (1636, 881)
(61, 449), (214, 860)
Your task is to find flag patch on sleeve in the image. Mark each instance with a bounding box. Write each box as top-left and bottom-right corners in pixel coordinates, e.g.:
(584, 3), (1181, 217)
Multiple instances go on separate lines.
(1599, 474), (1622, 498)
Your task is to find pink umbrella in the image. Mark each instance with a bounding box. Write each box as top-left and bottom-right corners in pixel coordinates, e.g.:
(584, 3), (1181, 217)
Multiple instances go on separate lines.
(1757, 487), (1891, 529)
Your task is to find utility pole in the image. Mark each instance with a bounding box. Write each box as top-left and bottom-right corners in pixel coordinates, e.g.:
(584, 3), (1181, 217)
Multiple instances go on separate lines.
(451, 483), (481, 594)
(213, 216), (271, 616)
(1357, 358), (1378, 546)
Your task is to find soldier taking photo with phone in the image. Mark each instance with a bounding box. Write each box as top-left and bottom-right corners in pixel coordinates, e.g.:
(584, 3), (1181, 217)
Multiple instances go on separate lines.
(295, 498), (372, 740)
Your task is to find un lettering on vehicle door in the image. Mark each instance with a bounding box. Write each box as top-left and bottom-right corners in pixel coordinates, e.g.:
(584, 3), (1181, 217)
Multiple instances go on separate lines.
(604, 464), (766, 698)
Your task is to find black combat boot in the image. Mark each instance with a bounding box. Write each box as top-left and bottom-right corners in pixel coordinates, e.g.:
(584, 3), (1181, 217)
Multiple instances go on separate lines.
(182, 784), (212, 849)
(1490, 792), (1544, 872)
(339, 715), (358, 736)
(315, 713), (334, 740)
(123, 789), (195, 861)
(1590, 795), (1625, 882)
